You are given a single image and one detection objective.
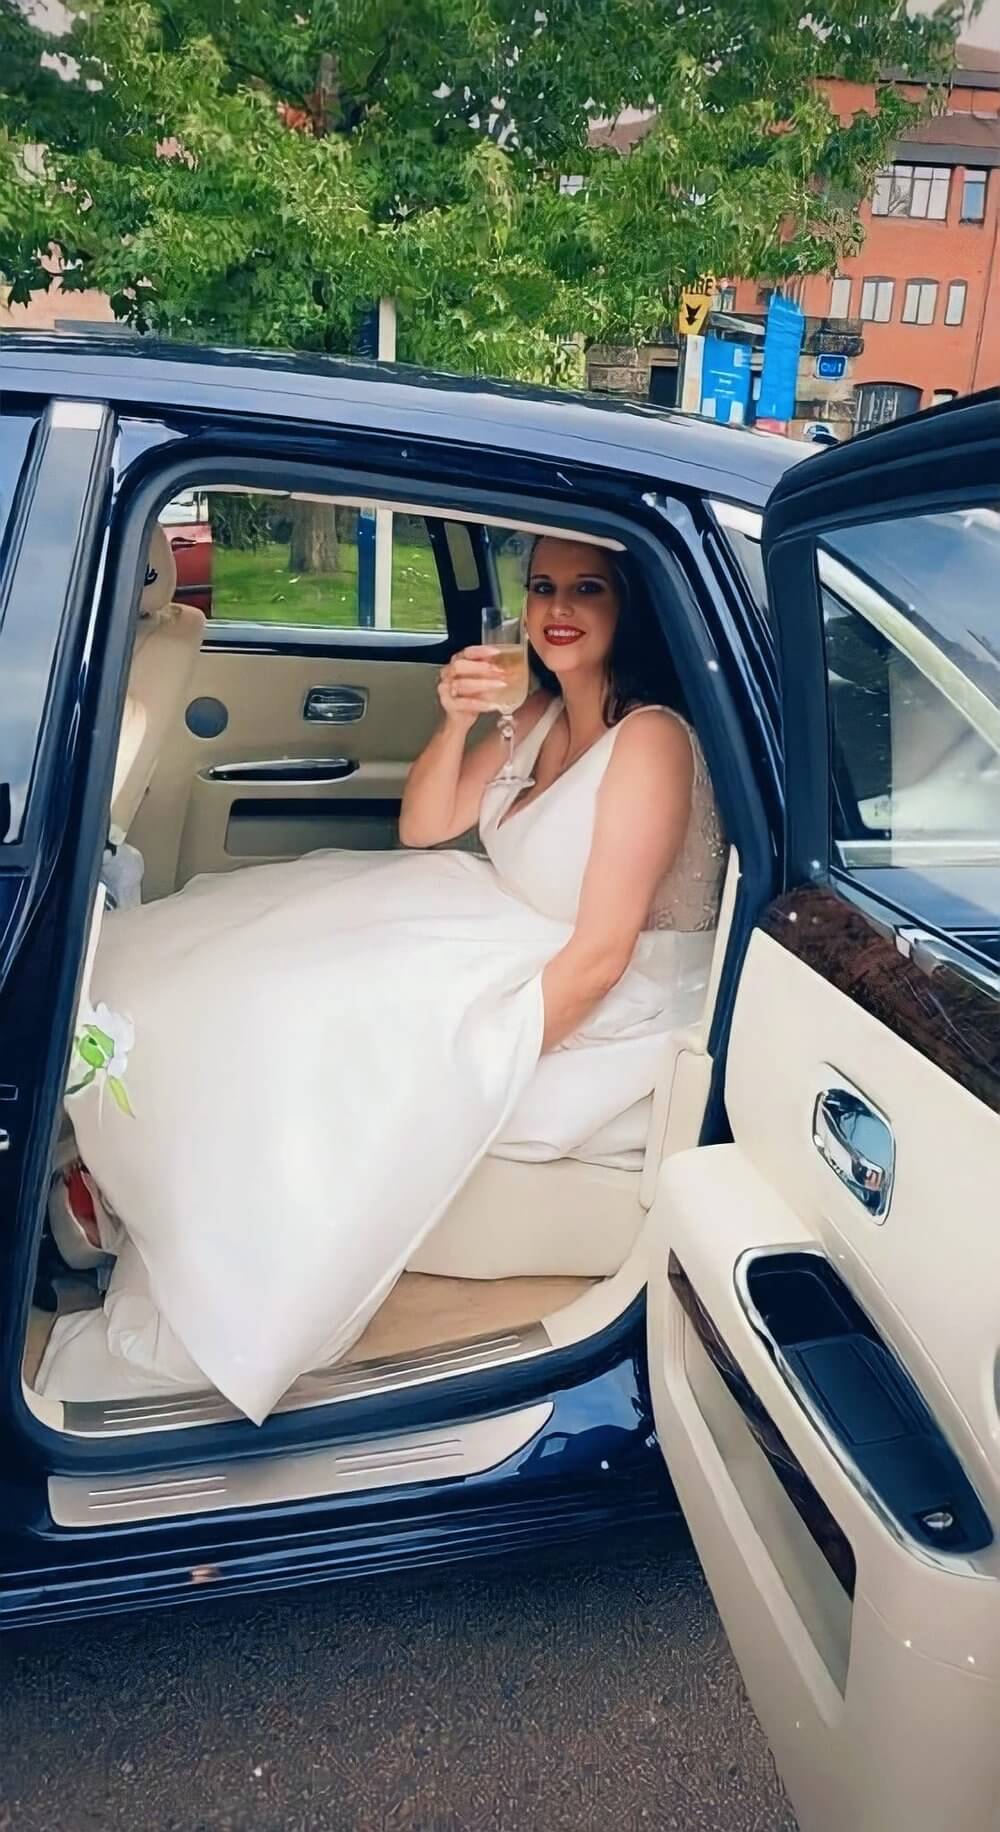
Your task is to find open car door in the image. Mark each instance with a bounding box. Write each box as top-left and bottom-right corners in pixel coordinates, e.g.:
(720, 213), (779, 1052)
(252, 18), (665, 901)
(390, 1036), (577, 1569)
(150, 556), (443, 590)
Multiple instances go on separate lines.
(647, 394), (1000, 1832)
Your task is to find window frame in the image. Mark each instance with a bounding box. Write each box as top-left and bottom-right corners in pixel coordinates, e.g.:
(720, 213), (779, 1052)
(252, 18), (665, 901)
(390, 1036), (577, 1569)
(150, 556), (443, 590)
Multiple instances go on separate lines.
(860, 277), (895, 324)
(872, 162), (951, 221)
(190, 489), (454, 644)
(828, 275), (852, 320)
(901, 279), (939, 326)
(961, 168), (987, 223)
(945, 280), (968, 327)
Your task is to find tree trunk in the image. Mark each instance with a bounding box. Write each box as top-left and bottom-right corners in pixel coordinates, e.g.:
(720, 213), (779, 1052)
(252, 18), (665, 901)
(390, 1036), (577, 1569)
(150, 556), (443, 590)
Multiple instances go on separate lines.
(289, 500), (339, 575)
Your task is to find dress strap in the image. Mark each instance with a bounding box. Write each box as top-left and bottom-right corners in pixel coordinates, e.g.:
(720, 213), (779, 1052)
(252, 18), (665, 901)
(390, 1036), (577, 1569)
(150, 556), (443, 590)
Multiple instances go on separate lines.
(517, 695), (563, 771)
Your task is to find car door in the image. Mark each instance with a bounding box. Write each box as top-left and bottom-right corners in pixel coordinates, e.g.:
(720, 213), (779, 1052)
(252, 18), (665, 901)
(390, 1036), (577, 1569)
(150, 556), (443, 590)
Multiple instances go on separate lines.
(0, 397), (120, 1428)
(647, 395), (1000, 1832)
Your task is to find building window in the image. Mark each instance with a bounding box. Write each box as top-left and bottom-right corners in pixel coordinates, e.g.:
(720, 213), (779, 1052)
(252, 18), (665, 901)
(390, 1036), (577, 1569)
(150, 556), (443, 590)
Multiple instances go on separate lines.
(855, 381), (922, 431)
(945, 280), (968, 326)
(872, 163), (950, 220)
(961, 169), (987, 222)
(931, 389), (958, 407)
(714, 285), (737, 312)
(829, 275), (852, 319)
(902, 279), (938, 325)
(860, 278), (895, 323)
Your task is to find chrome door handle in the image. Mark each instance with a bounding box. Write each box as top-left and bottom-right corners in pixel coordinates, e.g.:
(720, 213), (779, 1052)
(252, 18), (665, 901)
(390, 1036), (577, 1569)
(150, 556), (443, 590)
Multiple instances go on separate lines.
(813, 1083), (895, 1221)
(303, 686), (368, 724)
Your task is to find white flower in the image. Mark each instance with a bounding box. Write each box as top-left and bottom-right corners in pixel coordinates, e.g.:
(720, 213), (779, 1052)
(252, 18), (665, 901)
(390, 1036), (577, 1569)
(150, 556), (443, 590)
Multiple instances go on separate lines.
(93, 1002), (135, 1079)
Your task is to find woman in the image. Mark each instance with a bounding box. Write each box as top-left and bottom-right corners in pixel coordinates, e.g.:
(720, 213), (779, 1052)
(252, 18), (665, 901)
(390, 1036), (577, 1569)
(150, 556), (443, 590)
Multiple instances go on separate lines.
(40, 537), (723, 1423)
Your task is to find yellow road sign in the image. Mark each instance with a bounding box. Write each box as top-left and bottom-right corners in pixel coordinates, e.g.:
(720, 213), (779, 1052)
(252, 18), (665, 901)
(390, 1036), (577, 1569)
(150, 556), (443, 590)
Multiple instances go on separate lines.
(679, 285), (713, 337)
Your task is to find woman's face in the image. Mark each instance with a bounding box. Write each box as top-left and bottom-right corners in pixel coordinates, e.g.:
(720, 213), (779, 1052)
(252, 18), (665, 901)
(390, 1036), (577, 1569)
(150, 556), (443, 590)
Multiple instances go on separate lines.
(523, 538), (622, 683)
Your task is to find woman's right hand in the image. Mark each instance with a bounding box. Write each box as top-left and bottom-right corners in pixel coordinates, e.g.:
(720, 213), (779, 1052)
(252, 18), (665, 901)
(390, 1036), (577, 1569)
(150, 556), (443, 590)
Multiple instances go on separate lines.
(437, 647), (506, 729)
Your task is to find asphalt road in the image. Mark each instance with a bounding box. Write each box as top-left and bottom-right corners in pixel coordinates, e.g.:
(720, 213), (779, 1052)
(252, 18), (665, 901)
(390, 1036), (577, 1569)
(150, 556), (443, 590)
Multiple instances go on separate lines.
(0, 1530), (795, 1832)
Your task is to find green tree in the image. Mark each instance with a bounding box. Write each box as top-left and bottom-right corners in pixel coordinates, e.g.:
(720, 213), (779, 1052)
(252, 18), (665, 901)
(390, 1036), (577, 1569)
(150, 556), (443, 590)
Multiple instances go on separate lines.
(0, 0), (961, 381)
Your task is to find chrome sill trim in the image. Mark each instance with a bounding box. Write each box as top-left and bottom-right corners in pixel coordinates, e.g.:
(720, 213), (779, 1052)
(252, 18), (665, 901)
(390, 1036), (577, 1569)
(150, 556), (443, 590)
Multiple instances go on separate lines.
(58, 1320), (554, 1439)
(49, 1402), (554, 1528)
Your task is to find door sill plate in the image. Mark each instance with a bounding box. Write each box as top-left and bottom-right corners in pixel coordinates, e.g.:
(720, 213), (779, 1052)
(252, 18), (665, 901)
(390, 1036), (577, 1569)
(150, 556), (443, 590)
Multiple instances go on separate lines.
(58, 1320), (553, 1438)
(49, 1401), (554, 1527)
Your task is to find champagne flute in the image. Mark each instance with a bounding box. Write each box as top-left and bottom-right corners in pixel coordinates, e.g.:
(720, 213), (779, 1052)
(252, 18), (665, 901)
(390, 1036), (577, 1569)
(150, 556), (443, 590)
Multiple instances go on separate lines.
(482, 606), (533, 787)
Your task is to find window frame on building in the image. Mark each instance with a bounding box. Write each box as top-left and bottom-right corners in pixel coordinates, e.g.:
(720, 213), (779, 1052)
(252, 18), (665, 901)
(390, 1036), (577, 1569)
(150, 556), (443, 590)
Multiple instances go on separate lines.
(714, 285), (737, 313)
(860, 277), (895, 324)
(960, 168), (987, 223)
(872, 162), (951, 221)
(828, 275), (852, 320)
(944, 280), (968, 327)
(901, 279), (939, 326)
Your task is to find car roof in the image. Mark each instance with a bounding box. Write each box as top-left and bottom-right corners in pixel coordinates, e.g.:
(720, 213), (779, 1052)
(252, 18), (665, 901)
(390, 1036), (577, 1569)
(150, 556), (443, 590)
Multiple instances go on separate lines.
(0, 331), (802, 508)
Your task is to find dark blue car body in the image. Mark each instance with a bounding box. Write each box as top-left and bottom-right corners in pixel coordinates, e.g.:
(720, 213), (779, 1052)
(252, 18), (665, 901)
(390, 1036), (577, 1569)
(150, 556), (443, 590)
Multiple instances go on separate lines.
(0, 334), (798, 1629)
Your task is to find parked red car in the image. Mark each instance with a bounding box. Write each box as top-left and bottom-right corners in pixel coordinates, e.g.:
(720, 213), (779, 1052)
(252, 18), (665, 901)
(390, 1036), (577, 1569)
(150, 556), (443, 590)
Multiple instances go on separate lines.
(158, 487), (213, 612)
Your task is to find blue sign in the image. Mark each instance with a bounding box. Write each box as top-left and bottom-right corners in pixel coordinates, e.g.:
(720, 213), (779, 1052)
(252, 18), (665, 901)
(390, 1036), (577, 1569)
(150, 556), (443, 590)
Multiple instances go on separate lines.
(816, 352), (847, 381)
(699, 335), (752, 425)
(757, 295), (806, 424)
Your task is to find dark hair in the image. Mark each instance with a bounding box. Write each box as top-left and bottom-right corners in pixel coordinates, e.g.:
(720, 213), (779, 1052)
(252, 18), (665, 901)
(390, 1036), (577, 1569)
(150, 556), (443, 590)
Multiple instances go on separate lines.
(525, 537), (684, 725)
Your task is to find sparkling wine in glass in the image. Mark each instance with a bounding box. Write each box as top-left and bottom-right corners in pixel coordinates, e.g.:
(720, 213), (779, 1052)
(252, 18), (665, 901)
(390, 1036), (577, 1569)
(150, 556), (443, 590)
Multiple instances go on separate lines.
(482, 606), (532, 787)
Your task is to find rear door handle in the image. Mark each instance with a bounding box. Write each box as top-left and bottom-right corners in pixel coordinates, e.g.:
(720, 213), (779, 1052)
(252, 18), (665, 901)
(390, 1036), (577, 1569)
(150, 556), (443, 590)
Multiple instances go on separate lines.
(813, 1082), (895, 1221)
(304, 686), (368, 724)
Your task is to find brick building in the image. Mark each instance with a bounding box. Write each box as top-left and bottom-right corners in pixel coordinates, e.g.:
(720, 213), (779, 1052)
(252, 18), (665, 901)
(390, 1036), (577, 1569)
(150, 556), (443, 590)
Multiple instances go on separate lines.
(589, 42), (1000, 431)
(728, 43), (1000, 426)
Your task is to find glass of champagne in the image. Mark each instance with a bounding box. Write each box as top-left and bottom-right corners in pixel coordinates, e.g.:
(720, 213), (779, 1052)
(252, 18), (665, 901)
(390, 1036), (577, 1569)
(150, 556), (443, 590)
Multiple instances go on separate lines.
(482, 606), (532, 787)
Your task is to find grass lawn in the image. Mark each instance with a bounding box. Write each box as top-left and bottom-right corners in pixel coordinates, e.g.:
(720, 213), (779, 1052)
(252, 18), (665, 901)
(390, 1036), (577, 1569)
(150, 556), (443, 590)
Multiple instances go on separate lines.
(212, 536), (530, 633)
(213, 539), (447, 632)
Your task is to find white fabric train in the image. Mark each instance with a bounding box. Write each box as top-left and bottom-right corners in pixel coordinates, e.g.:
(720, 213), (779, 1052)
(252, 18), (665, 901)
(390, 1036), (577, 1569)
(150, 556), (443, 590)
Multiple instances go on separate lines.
(40, 701), (718, 1423)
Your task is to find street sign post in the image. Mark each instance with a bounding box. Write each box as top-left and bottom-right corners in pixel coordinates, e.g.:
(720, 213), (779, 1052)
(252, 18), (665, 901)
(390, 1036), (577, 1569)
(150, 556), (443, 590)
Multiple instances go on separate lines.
(679, 334), (706, 412)
(355, 299), (397, 627)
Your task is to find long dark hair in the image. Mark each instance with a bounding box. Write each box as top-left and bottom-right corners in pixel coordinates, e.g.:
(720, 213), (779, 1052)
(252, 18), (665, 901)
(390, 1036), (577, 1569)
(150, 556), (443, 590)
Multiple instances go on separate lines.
(524, 537), (684, 726)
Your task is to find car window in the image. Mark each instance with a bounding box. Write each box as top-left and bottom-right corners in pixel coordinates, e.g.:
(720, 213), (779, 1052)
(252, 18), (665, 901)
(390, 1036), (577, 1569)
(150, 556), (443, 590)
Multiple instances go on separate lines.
(159, 488), (449, 634)
(819, 508), (1000, 877)
(0, 410), (38, 634)
(0, 410), (43, 843)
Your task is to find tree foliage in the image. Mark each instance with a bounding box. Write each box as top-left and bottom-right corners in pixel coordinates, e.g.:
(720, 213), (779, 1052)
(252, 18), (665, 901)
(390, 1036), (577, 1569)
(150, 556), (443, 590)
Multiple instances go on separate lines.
(0, 0), (962, 379)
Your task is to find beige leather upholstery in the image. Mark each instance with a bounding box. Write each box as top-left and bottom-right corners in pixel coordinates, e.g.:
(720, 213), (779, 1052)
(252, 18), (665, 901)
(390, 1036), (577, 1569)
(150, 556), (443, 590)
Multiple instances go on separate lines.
(110, 526), (206, 839)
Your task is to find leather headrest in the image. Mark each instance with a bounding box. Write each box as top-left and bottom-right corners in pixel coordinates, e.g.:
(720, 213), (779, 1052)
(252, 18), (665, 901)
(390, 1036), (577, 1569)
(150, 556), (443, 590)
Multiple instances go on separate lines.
(140, 523), (178, 617)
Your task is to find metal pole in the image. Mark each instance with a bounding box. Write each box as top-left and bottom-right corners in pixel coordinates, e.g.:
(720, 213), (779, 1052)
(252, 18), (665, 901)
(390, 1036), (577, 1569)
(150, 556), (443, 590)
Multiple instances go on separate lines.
(373, 299), (396, 630)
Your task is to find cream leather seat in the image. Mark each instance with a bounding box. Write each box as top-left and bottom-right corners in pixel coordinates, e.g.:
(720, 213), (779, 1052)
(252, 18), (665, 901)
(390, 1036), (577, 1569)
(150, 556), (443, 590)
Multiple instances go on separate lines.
(109, 525), (206, 840)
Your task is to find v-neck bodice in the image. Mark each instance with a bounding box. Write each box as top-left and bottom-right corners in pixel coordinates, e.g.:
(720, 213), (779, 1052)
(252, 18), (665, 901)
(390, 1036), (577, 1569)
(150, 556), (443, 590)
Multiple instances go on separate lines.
(479, 697), (725, 929)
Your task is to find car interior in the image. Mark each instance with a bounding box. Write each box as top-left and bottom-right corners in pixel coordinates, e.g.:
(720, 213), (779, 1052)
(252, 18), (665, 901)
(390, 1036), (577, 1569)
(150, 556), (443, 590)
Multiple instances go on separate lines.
(22, 479), (741, 1445)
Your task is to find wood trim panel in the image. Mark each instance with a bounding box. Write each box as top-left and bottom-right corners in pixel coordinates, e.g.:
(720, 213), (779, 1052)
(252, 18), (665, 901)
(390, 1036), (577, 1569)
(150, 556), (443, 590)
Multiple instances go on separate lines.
(762, 885), (1000, 1114)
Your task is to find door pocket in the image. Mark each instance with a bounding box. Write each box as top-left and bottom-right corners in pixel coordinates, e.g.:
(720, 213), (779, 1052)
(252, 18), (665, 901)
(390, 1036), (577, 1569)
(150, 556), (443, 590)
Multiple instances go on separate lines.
(738, 1249), (992, 1557)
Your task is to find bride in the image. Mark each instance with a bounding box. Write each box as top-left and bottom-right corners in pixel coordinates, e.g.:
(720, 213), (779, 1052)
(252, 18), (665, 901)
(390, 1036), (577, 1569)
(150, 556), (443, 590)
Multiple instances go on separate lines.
(40, 536), (724, 1424)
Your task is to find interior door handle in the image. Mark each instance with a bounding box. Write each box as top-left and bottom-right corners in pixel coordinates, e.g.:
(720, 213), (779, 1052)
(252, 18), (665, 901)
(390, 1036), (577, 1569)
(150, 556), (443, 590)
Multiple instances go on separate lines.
(812, 1083), (895, 1221)
(202, 758), (357, 785)
(304, 686), (368, 724)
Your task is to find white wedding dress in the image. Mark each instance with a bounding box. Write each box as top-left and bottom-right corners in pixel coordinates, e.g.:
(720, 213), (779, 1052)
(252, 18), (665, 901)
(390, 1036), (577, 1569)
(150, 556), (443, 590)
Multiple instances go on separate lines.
(39, 700), (724, 1424)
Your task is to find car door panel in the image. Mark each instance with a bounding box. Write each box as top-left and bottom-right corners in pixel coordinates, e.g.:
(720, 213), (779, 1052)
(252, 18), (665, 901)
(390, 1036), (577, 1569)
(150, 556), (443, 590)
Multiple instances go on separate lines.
(130, 649), (441, 895)
(648, 399), (1000, 1832)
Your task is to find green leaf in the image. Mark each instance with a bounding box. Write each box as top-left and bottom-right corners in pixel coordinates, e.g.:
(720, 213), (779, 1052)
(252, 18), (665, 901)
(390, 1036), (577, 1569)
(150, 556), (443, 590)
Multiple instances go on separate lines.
(107, 1076), (135, 1118)
(66, 1069), (97, 1096)
(77, 1035), (107, 1070)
